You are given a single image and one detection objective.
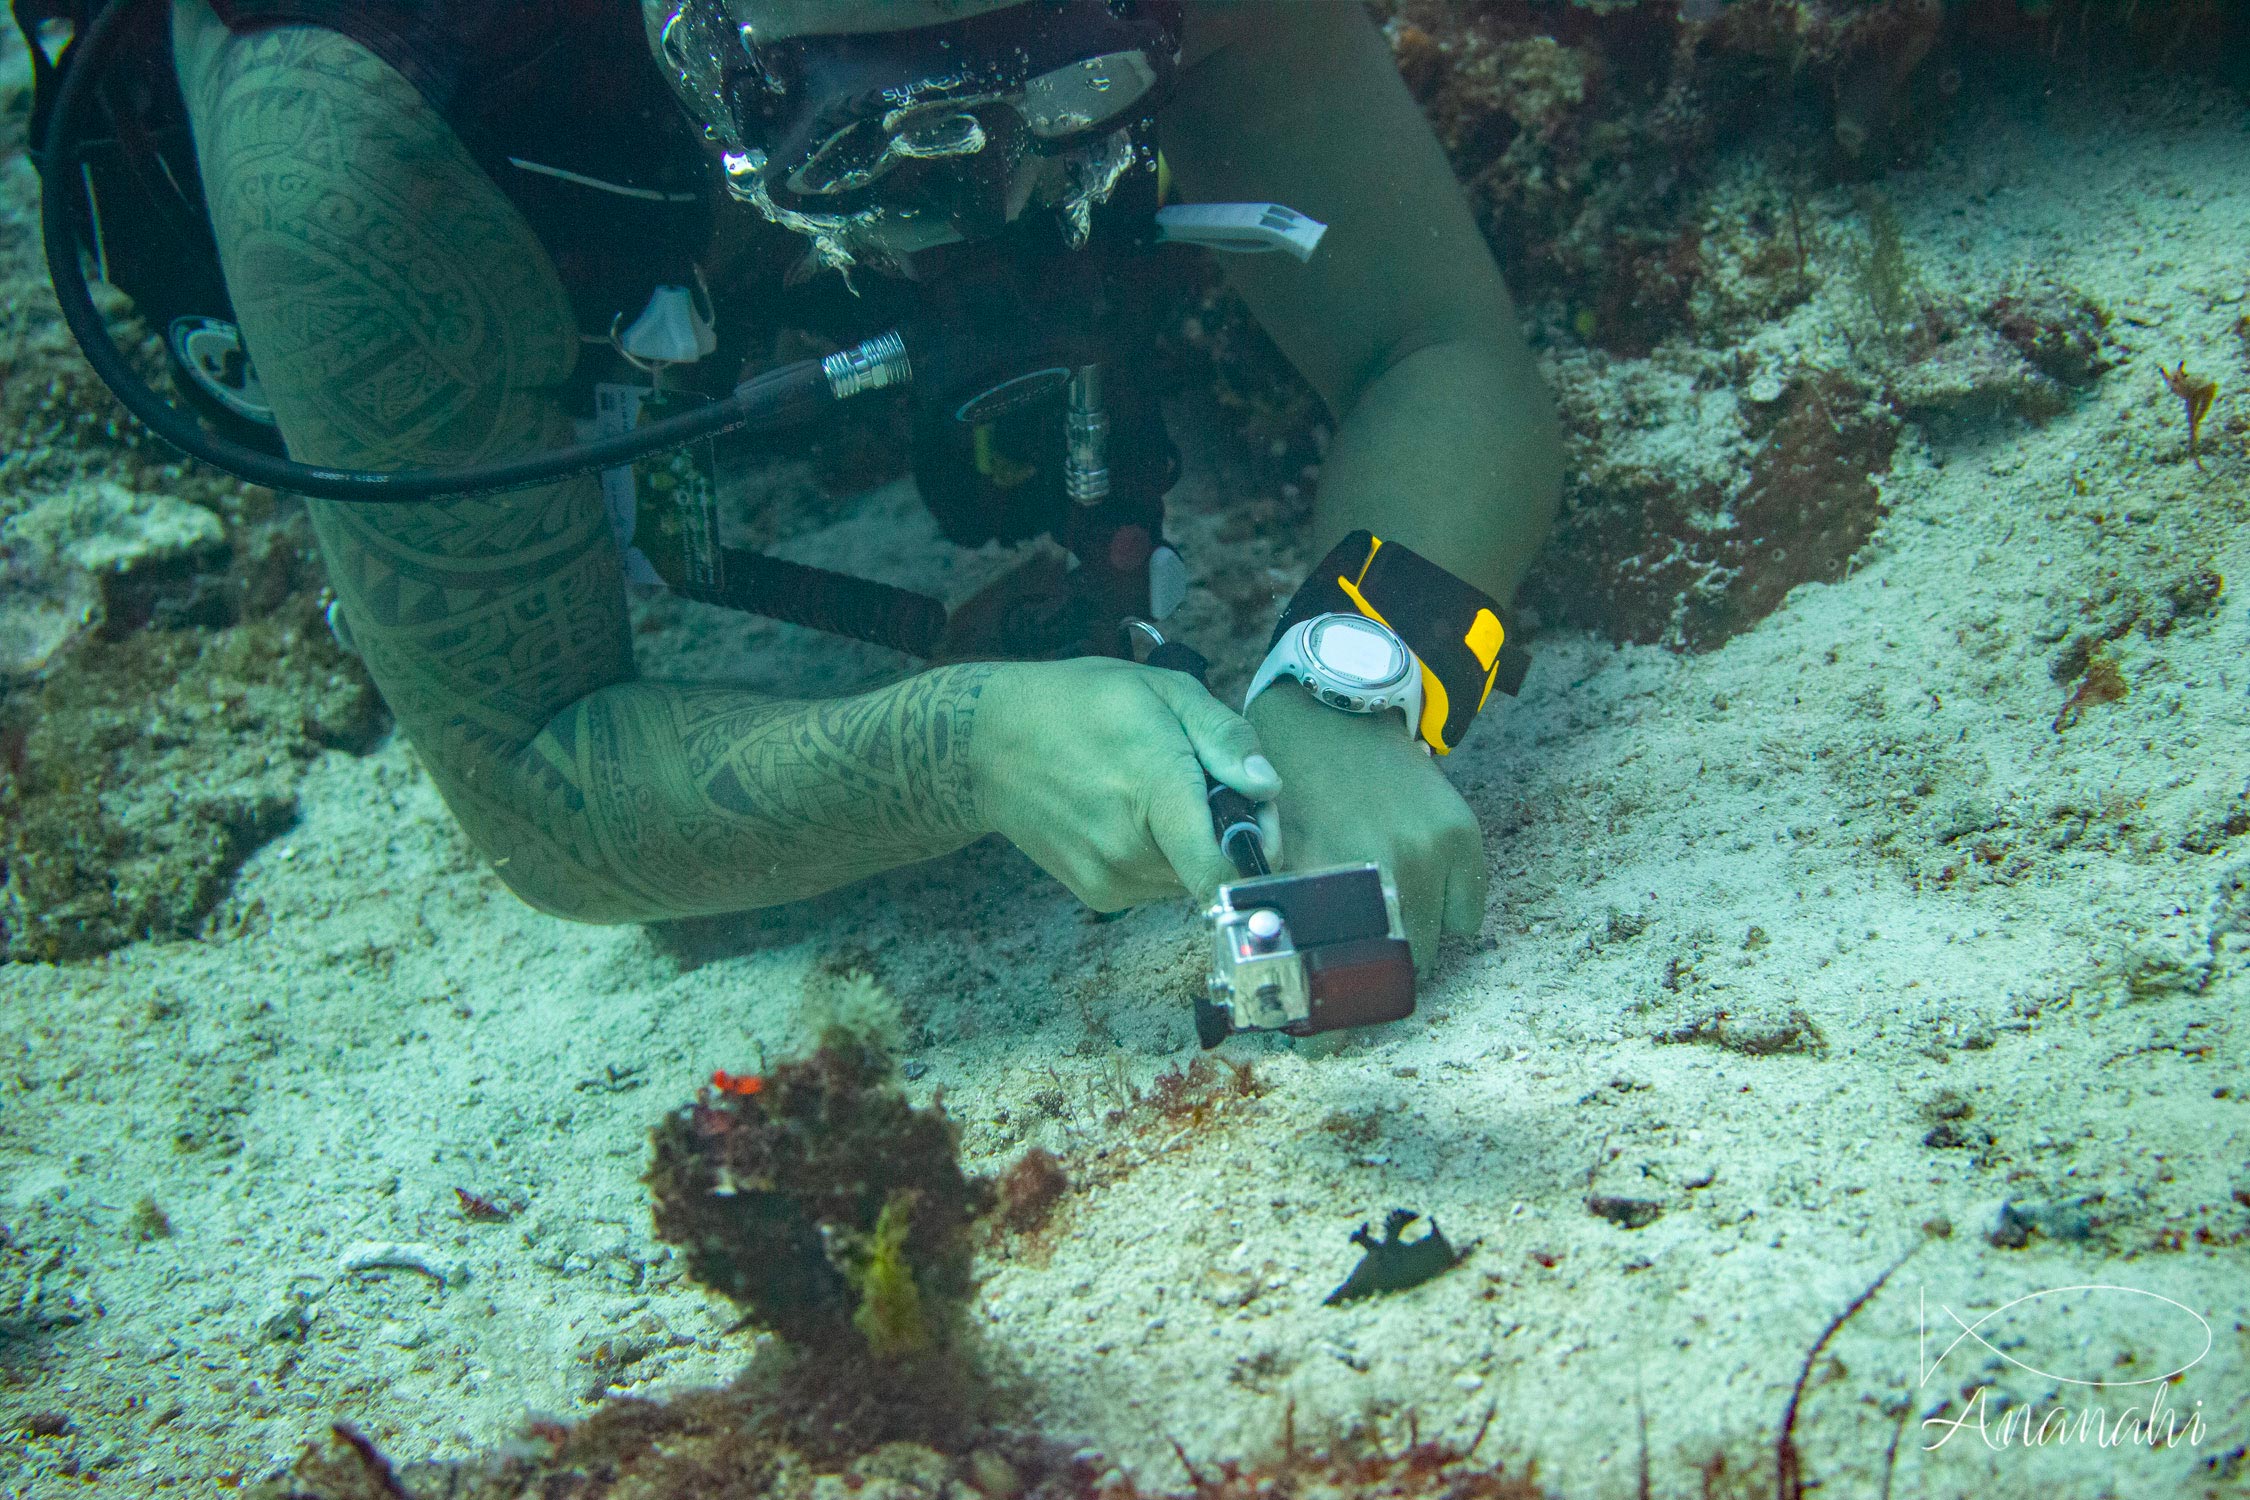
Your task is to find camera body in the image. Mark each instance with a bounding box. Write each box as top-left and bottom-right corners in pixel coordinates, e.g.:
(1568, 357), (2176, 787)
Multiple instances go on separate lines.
(1197, 862), (1416, 1047)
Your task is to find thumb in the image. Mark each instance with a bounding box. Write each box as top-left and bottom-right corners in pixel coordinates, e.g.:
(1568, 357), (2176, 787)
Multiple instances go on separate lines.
(1444, 856), (1488, 943)
(1255, 799), (1285, 868)
(1148, 672), (1281, 801)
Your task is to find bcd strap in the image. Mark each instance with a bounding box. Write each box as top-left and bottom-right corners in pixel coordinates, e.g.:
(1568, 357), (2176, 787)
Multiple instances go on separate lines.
(1273, 531), (1529, 755)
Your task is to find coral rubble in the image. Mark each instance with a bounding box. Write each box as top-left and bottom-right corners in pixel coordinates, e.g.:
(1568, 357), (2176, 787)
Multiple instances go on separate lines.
(1527, 371), (1899, 649)
(0, 504), (381, 961)
(1, 79), (386, 962)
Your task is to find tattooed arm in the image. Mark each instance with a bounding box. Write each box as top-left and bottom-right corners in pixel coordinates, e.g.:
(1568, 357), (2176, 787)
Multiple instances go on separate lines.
(171, 1), (995, 921)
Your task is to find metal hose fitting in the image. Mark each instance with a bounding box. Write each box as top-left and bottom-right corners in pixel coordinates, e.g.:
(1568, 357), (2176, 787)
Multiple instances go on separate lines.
(823, 330), (912, 400)
(1064, 362), (1110, 505)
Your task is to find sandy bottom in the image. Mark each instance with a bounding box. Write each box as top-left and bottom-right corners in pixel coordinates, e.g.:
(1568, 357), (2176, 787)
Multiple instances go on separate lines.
(4, 78), (2247, 1500)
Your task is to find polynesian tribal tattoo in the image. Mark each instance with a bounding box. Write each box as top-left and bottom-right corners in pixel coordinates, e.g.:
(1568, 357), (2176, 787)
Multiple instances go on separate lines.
(172, 1), (991, 920)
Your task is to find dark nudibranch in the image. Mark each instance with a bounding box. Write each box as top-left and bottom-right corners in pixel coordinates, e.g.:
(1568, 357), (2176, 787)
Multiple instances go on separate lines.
(1323, 1208), (1472, 1305)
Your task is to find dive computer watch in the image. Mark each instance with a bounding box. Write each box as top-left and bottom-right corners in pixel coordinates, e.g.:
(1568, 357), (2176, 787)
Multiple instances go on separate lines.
(1244, 612), (1424, 744)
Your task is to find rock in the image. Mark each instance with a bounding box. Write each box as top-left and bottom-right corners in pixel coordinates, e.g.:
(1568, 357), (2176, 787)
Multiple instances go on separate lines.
(1892, 326), (2071, 428)
(1988, 1196), (2102, 1249)
(17, 482), (227, 577)
(0, 483), (227, 681)
(1197, 1266), (1262, 1309)
(1528, 371), (1897, 651)
(254, 1289), (313, 1343)
(375, 1320), (427, 1349)
(338, 1241), (467, 1287)
(810, 1442), (964, 1499)
(1587, 1195), (1664, 1230)
(965, 1451), (1022, 1500)
(0, 556), (383, 963)
(1491, 36), (1592, 132)
(1984, 285), (2112, 388)
(0, 547), (94, 684)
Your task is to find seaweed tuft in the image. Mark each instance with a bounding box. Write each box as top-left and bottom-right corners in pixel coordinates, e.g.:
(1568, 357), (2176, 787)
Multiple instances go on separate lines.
(996, 1146), (1071, 1236)
(1107, 1056), (1269, 1133)
(644, 1029), (992, 1363)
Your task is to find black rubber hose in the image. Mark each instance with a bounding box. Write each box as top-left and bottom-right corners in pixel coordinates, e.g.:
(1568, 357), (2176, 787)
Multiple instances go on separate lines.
(695, 551), (948, 659)
(37, 0), (839, 503)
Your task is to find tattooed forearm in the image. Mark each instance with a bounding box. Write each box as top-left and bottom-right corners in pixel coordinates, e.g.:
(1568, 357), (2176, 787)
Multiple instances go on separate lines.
(173, 1), (996, 920)
(507, 669), (997, 921)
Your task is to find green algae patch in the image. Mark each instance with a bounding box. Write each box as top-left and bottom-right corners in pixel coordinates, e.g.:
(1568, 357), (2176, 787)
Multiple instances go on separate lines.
(852, 1189), (936, 1359)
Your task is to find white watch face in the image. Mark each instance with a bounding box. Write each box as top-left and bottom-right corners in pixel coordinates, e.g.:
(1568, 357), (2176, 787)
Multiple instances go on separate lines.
(1305, 615), (1407, 688)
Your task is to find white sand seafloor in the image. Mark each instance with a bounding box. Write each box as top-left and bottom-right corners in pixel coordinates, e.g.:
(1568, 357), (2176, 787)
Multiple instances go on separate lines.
(4, 75), (2248, 1500)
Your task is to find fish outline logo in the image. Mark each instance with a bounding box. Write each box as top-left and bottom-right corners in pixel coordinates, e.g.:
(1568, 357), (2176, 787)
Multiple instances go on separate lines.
(1919, 1283), (2211, 1391)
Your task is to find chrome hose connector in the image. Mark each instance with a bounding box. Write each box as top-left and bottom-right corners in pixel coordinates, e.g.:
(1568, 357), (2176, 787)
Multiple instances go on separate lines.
(823, 330), (912, 400)
(1064, 363), (1111, 505)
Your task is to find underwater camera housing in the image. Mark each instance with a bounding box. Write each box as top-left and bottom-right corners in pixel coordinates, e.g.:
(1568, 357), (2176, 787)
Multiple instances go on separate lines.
(1124, 628), (1413, 1050)
(1197, 863), (1415, 1048)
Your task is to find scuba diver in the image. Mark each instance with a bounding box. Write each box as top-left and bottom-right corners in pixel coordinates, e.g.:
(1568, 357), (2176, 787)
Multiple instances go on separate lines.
(41, 0), (1563, 968)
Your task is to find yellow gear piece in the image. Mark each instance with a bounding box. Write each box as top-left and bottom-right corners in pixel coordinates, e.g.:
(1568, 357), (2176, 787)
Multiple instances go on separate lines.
(972, 424), (1038, 489)
(1335, 571), (1454, 755)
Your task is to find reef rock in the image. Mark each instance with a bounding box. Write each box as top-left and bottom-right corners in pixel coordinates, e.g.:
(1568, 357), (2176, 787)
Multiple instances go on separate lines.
(1890, 324), (2071, 429)
(0, 482), (226, 682)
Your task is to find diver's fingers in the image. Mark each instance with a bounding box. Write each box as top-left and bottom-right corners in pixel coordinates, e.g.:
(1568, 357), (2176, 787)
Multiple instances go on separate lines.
(1255, 799), (1284, 868)
(1443, 836), (1489, 942)
(1146, 756), (1238, 903)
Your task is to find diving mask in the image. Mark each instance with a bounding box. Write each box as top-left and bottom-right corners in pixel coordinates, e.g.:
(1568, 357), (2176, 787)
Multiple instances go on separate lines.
(648, 0), (1183, 273)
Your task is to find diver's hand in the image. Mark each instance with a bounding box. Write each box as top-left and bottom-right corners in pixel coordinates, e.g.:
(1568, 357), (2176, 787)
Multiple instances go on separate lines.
(970, 659), (1281, 910)
(1247, 681), (1488, 970)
